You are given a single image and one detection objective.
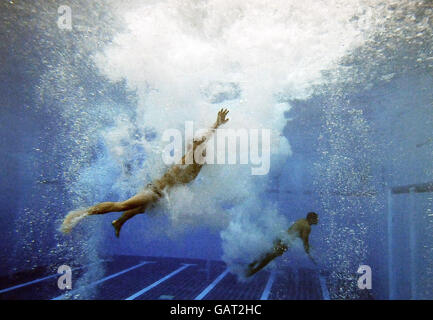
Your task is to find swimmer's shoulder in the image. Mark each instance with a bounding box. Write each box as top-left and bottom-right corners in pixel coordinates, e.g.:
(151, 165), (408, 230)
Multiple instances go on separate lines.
(292, 218), (310, 231)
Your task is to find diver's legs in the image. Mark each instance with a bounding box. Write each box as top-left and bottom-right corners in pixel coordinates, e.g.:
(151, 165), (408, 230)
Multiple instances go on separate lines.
(111, 206), (146, 238)
(60, 190), (158, 233)
(246, 243), (287, 277)
(89, 191), (156, 215)
(246, 252), (280, 277)
(88, 202), (124, 215)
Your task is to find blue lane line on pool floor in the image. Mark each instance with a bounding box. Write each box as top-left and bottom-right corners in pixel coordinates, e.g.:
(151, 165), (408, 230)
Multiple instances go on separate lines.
(0, 260), (108, 295)
(125, 264), (195, 300)
(194, 269), (229, 300)
(52, 260), (154, 300)
(319, 275), (330, 300)
(260, 271), (276, 300)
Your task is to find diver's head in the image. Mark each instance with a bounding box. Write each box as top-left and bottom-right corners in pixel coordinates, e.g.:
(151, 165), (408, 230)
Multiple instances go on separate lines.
(306, 212), (318, 225)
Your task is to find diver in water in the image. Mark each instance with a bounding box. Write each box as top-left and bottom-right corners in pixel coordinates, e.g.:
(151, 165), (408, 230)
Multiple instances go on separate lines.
(61, 108), (230, 237)
(246, 212), (318, 277)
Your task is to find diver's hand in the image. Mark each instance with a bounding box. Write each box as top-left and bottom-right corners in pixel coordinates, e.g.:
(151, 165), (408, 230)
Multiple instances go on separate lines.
(215, 108), (229, 127)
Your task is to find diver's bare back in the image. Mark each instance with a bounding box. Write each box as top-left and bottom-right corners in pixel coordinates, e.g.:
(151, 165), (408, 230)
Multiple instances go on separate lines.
(61, 108), (230, 237)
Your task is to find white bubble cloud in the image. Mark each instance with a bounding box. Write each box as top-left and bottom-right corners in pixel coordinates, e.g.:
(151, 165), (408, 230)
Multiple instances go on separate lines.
(92, 0), (389, 276)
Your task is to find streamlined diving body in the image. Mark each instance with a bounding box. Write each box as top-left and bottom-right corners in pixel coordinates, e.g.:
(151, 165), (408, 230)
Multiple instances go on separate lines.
(61, 109), (230, 237)
(246, 212), (319, 277)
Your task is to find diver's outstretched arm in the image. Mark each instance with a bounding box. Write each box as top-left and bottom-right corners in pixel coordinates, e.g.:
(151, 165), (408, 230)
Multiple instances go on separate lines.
(308, 254), (317, 266)
(300, 229), (311, 254)
(181, 108), (229, 165)
(193, 108), (229, 146)
(214, 108), (230, 128)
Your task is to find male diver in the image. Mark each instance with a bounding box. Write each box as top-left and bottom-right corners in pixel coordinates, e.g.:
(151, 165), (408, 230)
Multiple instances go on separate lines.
(246, 212), (319, 277)
(61, 108), (230, 237)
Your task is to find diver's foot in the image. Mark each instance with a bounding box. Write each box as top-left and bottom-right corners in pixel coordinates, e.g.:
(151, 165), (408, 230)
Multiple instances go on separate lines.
(111, 220), (122, 238)
(61, 208), (91, 234)
(245, 261), (258, 277)
(245, 268), (254, 278)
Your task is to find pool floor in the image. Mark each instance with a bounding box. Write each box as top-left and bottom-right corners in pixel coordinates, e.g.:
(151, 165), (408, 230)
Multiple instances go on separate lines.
(0, 255), (329, 300)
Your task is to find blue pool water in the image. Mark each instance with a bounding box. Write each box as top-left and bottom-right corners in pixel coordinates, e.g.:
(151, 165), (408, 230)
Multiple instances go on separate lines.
(1, 0), (432, 300)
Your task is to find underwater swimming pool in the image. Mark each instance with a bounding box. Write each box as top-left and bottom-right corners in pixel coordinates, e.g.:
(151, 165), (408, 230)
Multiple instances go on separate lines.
(1, 0), (432, 300)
